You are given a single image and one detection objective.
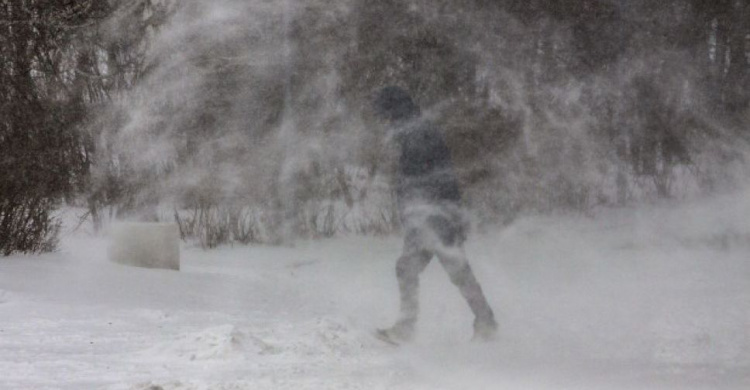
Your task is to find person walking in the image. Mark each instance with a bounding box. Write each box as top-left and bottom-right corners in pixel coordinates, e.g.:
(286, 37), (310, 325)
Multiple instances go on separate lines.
(373, 86), (498, 343)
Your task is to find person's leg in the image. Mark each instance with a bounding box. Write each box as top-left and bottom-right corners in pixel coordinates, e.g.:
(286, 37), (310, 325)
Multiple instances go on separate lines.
(384, 230), (432, 342)
(394, 249), (432, 328)
(434, 245), (498, 340)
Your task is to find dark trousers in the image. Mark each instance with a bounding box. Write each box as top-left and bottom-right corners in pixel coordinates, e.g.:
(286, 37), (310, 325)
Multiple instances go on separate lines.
(394, 215), (496, 330)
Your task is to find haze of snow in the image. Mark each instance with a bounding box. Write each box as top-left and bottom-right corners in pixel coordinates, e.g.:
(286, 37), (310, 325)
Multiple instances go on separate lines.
(2, 188), (750, 389)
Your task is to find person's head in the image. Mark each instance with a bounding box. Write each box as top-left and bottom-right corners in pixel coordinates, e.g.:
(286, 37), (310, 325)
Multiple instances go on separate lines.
(373, 86), (421, 124)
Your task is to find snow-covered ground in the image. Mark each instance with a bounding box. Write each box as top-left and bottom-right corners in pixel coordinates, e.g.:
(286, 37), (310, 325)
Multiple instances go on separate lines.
(2, 191), (750, 389)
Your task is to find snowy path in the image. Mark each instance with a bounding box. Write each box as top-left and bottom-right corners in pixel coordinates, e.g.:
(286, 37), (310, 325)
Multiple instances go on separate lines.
(2, 200), (750, 389)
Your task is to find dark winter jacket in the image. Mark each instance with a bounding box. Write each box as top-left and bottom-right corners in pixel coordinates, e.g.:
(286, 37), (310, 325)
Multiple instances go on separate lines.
(374, 86), (466, 245)
(394, 120), (461, 208)
(374, 86), (461, 208)
(394, 119), (466, 246)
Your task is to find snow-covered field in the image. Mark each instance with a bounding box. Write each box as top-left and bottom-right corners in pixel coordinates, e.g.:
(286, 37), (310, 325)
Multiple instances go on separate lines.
(2, 191), (750, 389)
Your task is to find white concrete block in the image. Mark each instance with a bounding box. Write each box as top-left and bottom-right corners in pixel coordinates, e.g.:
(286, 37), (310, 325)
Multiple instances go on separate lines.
(109, 223), (180, 271)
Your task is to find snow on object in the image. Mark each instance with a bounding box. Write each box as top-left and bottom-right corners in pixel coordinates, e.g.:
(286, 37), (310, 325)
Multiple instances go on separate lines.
(109, 222), (180, 270)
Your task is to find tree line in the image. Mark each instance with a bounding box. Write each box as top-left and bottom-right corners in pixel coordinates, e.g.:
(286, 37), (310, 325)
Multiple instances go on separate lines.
(2, 0), (750, 254)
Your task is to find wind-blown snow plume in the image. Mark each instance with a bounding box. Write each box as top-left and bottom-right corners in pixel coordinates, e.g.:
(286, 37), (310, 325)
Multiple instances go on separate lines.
(90, 0), (750, 240)
(92, 0), (390, 243)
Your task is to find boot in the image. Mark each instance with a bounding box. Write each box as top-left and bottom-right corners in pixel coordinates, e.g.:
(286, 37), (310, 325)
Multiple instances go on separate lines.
(377, 319), (416, 344)
(472, 318), (498, 342)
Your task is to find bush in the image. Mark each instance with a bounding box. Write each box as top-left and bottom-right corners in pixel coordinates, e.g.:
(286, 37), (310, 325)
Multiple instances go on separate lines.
(0, 199), (61, 256)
